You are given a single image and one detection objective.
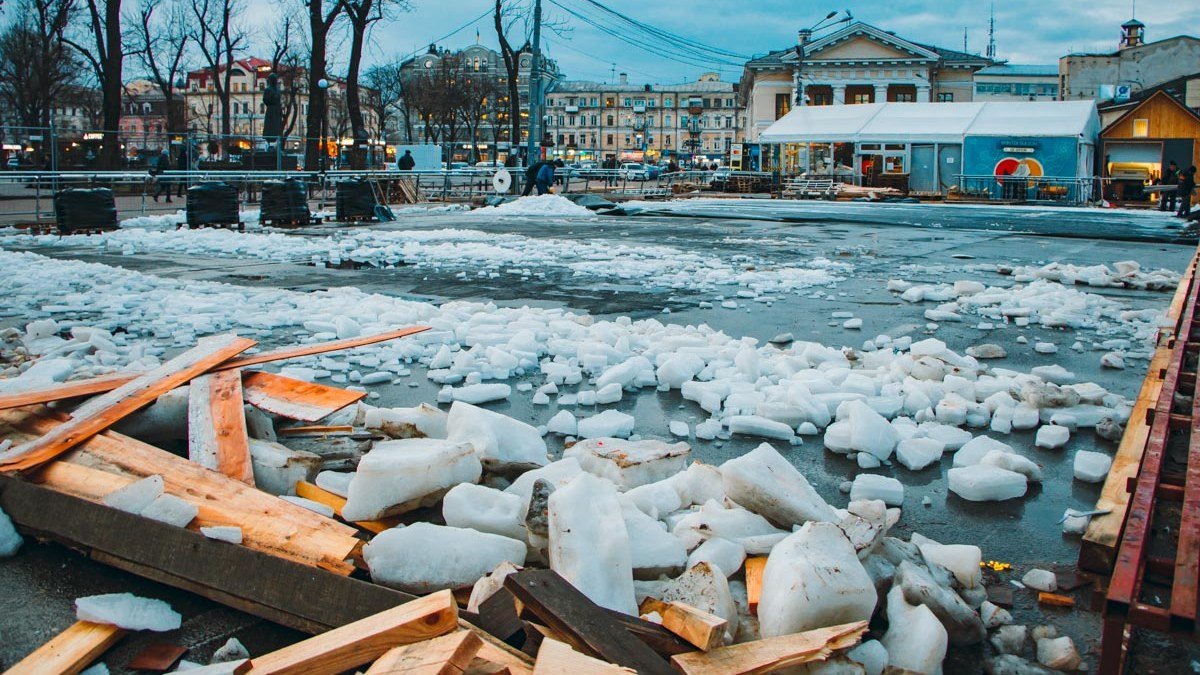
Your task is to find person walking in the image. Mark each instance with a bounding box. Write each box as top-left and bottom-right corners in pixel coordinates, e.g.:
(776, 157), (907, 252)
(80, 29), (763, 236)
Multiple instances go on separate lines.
(175, 144), (190, 198)
(1160, 161), (1179, 212)
(535, 160), (556, 195)
(522, 158), (548, 196)
(152, 148), (173, 203)
(397, 150), (415, 171)
(1178, 166), (1196, 218)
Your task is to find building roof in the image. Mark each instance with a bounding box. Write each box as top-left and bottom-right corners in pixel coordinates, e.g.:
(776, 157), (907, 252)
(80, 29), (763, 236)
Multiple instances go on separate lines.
(760, 100), (1099, 144)
(1097, 71), (1200, 109)
(975, 64), (1059, 77)
(1101, 90), (1200, 136)
(745, 22), (993, 71)
(1065, 33), (1200, 57)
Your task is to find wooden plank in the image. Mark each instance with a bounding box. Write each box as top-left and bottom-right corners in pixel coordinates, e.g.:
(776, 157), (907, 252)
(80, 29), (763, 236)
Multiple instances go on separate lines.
(503, 570), (675, 675)
(365, 631), (482, 675)
(0, 334), (257, 473)
(5, 620), (126, 675)
(458, 620), (535, 675)
(1079, 341), (1173, 573)
(0, 326), (431, 412)
(241, 371), (366, 422)
(638, 598), (726, 652)
(744, 556), (767, 617)
(238, 590), (458, 675)
(126, 642), (189, 671)
(669, 621), (867, 675)
(277, 425), (354, 436)
(2, 408), (360, 573)
(0, 475), (417, 635)
(294, 481), (399, 535)
(532, 639), (635, 675)
(189, 370), (254, 485)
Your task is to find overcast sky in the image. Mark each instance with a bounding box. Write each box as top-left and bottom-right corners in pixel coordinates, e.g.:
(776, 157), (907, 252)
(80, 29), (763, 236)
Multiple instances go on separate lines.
(248, 0), (1200, 84)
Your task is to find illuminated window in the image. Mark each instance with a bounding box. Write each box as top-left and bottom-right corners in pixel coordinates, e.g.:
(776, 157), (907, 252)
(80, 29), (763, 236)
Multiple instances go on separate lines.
(1132, 119), (1149, 137)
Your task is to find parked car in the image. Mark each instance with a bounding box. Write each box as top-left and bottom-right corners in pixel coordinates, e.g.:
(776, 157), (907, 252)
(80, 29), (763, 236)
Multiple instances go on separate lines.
(620, 163), (651, 180)
(710, 167), (731, 189)
(448, 162), (469, 171)
(475, 160), (503, 168)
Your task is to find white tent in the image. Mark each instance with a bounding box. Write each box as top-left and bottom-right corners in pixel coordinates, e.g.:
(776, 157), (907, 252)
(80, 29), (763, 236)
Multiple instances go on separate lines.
(759, 100), (1099, 144)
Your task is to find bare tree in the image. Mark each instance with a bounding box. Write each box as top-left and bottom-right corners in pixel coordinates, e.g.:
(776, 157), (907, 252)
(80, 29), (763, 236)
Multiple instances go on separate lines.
(268, 13), (304, 139)
(0, 0), (78, 131)
(303, 0), (345, 170)
(189, 0), (245, 157)
(343, 0), (408, 168)
(63, 0), (123, 168)
(493, 0), (526, 154)
(458, 72), (500, 164)
(129, 0), (190, 134)
(364, 60), (407, 143)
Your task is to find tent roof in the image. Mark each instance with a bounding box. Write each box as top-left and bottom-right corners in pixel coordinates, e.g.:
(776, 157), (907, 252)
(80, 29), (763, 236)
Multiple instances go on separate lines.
(759, 100), (1099, 144)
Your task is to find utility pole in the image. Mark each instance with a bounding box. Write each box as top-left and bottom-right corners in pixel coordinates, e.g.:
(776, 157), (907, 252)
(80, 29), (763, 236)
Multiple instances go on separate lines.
(986, 4), (996, 60)
(525, 0), (543, 164)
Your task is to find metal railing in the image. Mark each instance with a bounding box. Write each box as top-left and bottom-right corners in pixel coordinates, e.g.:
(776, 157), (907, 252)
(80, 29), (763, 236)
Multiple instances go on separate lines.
(954, 174), (1103, 205)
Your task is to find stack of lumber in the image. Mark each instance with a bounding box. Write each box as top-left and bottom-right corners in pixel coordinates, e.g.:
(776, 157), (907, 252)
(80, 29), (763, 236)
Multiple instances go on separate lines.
(835, 182), (902, 199)
(0, 327), (870, 673)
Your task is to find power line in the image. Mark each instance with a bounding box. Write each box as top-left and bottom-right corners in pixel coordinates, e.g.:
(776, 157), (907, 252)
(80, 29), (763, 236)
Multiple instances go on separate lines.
(543, 35), (674, 83)
(391, 7), (495, 63)
(573, 0), (750, 60)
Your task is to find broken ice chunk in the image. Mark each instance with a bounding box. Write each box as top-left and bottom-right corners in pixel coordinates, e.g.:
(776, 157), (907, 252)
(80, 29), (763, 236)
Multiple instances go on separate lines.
(564, 438), (690, 490)
(1021, 568), (1057, 592)
(623, 502), (688, 580)
(446, 401), (548, 472)
(102, 475), (164, 514)
(442, 483), (526, 541)
(279, 495), (335, 518)
(686, 537), (746, 578)
(363, 403), (447, 439)
(726, 415), (795, 441)
(576, 410), (636, 439)
(842, 399), (900, 461)
(0, 505), (23, 557)
(895, 437), (944, 471)
(850, 474), (904, 506)
(450, 383), (511, 405)
(75, 593), (182, 631)
(881, 586), (947, 674)
(1035, 424), (1070, 449)
(1073, 450), (1112, 483)
(545, 410), (577, 436)
(342, 439), (482, 521)
(948, 465), (1027, 502)
(248, 439), (321, 496)
(548, 473), (638, 615)
(200, 526), (243, 544)
(759, 522), (877, 638)
(720, 443), (838, 527)
(1037, 635), (1082, 671)
(140, 494), (199, 528)
(363, 523), (526, 594)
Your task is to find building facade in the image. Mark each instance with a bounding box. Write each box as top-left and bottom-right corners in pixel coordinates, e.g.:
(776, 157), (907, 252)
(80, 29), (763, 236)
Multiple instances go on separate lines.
(184, 57), (383, 160)
(394, 42), (560, 162)
(119, 80), (181, 160)
(543, 73), (742, 165)
(972, 65), (1060, 101)
(1059, 19), (1200, 102)
(741, 21), (994, 142)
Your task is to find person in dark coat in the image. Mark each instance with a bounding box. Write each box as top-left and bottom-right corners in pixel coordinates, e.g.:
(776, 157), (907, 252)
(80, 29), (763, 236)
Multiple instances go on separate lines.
(535, 161), (556, 195)
(522, 159), (548, 196)
(397, 150), (416, 171)
(152, 149), (173, 203)
(1179, 166), (1197, 218)
(175, 145), (190, 198)
(1160, 160), (1179, 212)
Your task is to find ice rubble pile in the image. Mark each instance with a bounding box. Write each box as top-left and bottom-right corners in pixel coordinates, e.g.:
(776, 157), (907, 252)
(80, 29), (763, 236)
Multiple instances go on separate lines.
(0, 223), (849, 296)
(467, 194), (596, 218)
(1000, 260), (1182, 291)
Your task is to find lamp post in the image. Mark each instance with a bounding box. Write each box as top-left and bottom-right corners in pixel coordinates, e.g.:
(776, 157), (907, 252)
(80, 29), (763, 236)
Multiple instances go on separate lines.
(317, 78), (330, 173)
(794, 11), (852, 107)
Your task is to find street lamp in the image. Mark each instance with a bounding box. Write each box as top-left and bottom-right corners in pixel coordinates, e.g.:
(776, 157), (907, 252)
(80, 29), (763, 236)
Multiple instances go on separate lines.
(794, 10), (853, 106)
(317, 78), (330, 172)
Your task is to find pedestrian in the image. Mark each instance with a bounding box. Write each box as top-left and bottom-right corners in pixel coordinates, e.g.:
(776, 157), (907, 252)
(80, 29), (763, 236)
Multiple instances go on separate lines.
(1160, 161), (1179, 212)
(398, 149), (415, 171)
(152, 148), (173, 203)
(1179, 166), (1197, 218)
(175, 145), (190, 198)
(522, 158), (548, 196)
(535, 160), (556, 195)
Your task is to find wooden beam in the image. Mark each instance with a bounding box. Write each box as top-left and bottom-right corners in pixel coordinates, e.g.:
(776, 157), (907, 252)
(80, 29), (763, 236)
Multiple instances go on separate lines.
(365, 631), (483, 675)
(238, 590), (458, 675)
(637, 598), (726, 652)
(0, 326), (430, 412)
(532, 639), (635, 675)
(5, 620), (126, 675)
(669, 621), (867, 675)
(503, 570), (675, 675)
(744, 557), (767, 617)
(0, 334), (257, 473)
(189, 370), (254, 485)
(3, 408), (360, 573)
(0, 475), (417, 635)
(458, 621), (535, 675)
(276, 425), (354, 436)
(294, 481), (400, 535)
(241, 371), (366, 422)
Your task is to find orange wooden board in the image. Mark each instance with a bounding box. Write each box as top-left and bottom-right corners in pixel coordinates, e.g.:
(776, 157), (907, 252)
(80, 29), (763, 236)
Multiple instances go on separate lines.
(0, 335), (256, 473)
(0, 326), (430, 412)
(189, 369), (255, 485)
(242, 371), (366, 422)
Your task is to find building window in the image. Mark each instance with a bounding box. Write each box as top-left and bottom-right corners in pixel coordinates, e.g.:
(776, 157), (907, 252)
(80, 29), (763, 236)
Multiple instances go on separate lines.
(851, 93), (872, 104)
(624, 98), (631, 106)
(810, 90), (833, 106)
(937, 92), (954, 102)
(605, 97), (615, 107)
(606, 114), (614, 125)
(774, 93), (790, 120)
(664, 114), (672, 125)
(606, 134), (613, 145)
(664, 98), (673, 108)
(895, 92), (915, 102)
(1132, 118), (1149, 137)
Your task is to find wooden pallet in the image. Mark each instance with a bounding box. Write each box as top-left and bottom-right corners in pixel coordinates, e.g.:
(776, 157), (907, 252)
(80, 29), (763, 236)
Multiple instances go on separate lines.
(261, 216), (315, 228)
(180, 221), (245, 232)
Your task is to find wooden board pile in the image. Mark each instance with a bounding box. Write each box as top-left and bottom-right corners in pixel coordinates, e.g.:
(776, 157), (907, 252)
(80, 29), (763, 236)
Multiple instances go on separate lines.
(0, 327), (868, 673)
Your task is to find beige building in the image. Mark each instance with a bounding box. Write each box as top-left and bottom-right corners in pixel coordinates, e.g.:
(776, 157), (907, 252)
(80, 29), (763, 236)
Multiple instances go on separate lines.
(543, 73), (742, 165)
(1059, 19), (1200, 103)
(741, 21), (994, 142)
(973, 65), (1060, 101)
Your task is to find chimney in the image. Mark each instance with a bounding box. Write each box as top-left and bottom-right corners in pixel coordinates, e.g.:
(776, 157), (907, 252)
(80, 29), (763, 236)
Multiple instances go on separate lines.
(619, 72), (628, 85)
(797, 28), (813, 46)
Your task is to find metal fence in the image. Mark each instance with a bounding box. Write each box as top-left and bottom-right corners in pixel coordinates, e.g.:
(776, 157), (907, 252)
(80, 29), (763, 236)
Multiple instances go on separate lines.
(954, 174), (1103, 206)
